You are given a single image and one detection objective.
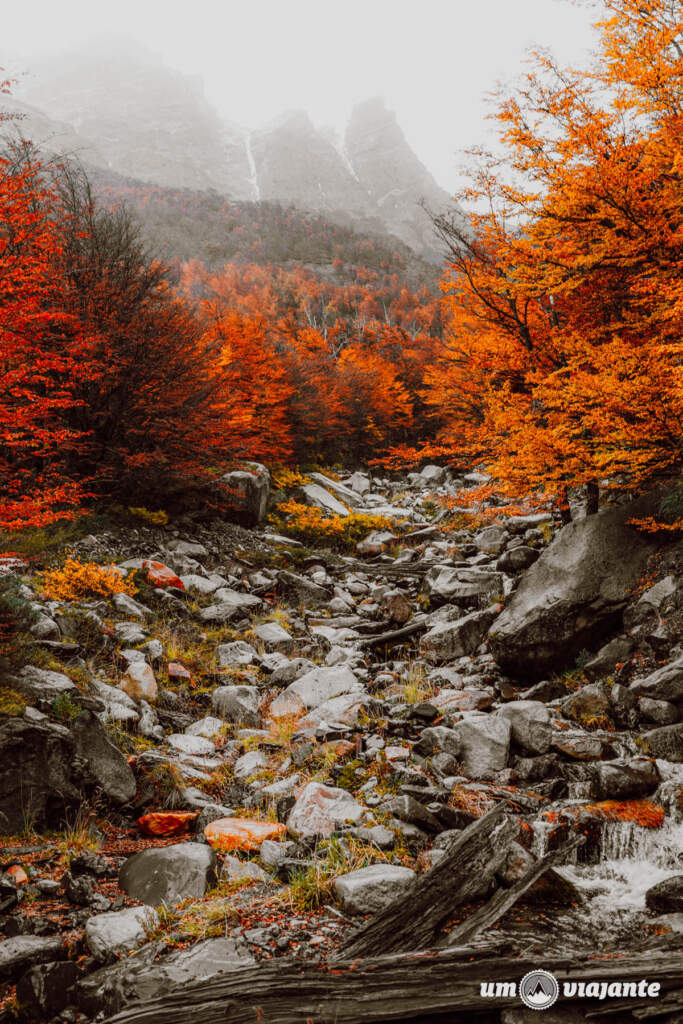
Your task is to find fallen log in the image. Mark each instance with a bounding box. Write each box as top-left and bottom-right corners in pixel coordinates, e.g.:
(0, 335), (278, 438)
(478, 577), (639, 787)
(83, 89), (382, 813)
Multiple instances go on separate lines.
(336, 801), (517, 959)
(104, 947), (683, 1024)
(441, 832), (585, 946)
(356, 615), (429, 649)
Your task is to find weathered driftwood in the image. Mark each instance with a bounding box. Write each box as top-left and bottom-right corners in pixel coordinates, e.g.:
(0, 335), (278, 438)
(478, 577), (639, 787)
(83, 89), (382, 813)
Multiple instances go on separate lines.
(337, 801), (517, 959)
(356, 615), (429, 649)
(104, 947), (683, 1024)
(441, 832), (585, 946)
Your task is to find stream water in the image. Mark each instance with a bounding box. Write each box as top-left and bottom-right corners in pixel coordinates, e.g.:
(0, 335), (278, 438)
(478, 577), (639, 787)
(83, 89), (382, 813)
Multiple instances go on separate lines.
(507, 763), (683, 952)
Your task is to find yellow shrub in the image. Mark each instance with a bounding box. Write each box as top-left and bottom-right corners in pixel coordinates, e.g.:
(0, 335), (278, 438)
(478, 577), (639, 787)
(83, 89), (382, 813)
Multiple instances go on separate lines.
(271, 468), (311, 490)
(270, 500), (394, 550)
(128, 507), (169, 526)
(39, 558), (137, 601)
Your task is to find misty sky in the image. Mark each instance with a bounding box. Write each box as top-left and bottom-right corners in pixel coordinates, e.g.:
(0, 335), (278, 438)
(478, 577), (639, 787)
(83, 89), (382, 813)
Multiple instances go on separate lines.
(2, 0), (603, 191)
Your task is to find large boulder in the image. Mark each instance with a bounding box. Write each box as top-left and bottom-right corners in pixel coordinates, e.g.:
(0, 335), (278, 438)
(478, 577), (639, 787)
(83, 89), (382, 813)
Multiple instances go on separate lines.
(221, 463), (270, 526)
(118, 843), (217, 905)
(0, 936), (65, 983)
(0, 718), (80, 834)
(488, 502), (657, 679)
(645, 875), (683, 914)
(70, 710), (136, 805)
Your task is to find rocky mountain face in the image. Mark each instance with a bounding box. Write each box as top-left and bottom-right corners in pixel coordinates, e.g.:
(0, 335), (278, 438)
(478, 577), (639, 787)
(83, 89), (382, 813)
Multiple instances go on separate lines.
(3, 40), (456, 258)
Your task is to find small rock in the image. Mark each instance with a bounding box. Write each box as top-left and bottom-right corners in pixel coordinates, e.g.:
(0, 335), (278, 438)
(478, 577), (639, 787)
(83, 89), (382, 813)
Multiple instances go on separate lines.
(119, 662), (158, 703)
(287, 782), (364, 839)
(85, 906), (159, 960)
(333, 864), (415, 914)
(118, 844), (217, 905)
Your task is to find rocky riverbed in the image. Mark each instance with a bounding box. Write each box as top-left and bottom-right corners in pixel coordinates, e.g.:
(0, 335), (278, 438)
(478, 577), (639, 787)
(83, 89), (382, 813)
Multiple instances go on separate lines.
(0, 466), (681, 1023)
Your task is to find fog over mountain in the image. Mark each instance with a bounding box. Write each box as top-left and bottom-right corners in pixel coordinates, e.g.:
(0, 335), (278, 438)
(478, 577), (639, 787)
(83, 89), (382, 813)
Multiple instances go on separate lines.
(2, 38), (455, 257)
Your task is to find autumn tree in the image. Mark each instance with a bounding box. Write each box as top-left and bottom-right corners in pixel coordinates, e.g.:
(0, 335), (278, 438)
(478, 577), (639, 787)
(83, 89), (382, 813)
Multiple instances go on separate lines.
(425, 0), (682, 516)
(0, 139), (93, 531)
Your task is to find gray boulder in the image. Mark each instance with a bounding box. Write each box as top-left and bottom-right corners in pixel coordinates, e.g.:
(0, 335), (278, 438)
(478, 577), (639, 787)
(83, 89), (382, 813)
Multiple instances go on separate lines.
(488, 501), (657, 679)
(645, 876), (683, 914)
(595, 759), (659, 800)
(119, 843), (217, 905)
(0, 718), (79, 834)
(275, 571), (330, 609)
(16, 961), (80, 1019)
(0, 936), (65, 983)
(630, 655), (683, 702)
(452, 717), (511, 779)
(496, 701), (552, 755)
(86, 906), (159, 960)
(70, 710), (136, 804)
(333, 864), (415, 914)
(420, 609), (497, 663)
(221, 463), (270, 526)
(639, 723), (683, 761)
(211, 685), (260, 727)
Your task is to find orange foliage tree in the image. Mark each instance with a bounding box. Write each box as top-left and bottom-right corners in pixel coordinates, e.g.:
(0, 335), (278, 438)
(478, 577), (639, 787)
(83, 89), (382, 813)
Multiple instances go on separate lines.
(423, 0), (682, 515)
(0, 138), (94, 531)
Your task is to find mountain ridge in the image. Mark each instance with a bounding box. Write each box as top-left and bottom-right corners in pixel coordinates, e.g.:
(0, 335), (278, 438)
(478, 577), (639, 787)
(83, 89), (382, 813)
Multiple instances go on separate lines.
(2, 38), (459, 258)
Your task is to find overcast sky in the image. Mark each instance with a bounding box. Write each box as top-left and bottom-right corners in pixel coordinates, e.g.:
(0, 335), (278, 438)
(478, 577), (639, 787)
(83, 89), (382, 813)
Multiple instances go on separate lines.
(2, 0), (603, 191)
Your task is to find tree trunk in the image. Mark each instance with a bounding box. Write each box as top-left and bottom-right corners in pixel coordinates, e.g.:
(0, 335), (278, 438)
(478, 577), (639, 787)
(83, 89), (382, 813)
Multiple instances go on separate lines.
(585, 480), (600, 515)
(103, 947), (683, 1024)
(336, 802), (517, 959)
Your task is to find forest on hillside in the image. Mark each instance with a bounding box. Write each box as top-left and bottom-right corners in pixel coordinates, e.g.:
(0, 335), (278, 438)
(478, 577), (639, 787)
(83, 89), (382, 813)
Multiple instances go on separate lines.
(1, 0), (681, 532)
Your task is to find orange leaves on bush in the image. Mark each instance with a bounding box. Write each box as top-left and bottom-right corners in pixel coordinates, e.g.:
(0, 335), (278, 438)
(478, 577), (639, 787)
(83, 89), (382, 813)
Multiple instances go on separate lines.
(39, 558), (137, 602)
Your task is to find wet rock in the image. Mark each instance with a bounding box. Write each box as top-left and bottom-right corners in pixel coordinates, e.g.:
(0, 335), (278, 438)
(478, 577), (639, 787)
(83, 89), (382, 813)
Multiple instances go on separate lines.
(85, 906), (159, 960)
(496, 700), (552, 755)
(645, 875), (683, 914)
(211, 685), (260, 726)
(595, 759), (659, 800)
(0, 718), (80, 834)
(0, 936), (65, 982)
(287, 782), (364, 839)
(639, 722), (683, 761)
(420, 608), (497, 663)
(488, 501), (657, 679)
(118, 843), (217, 905)
(333, 864), (415, 914)
(552, 731), (614, 761)
(16, 960), (80, 1018)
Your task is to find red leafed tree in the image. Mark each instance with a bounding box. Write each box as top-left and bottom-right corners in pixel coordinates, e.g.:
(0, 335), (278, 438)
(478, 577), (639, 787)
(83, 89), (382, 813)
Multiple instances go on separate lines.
(0, 140), (94, 531)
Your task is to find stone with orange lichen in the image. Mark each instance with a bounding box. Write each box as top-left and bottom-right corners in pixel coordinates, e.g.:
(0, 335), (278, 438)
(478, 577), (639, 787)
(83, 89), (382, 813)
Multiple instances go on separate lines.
(542, 799), (665, 830)
(204, 817), (286, 852)
(142, 560), (185, 590)
(5, 864), (28, 885)
(138, 811), (199, 837)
